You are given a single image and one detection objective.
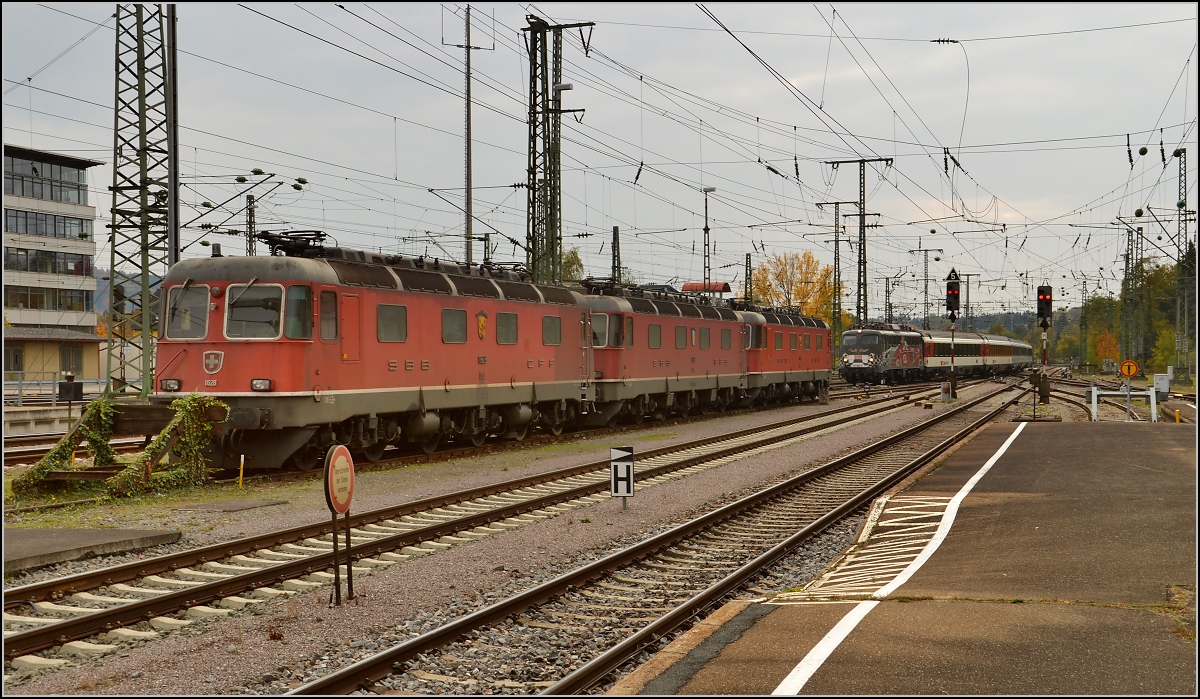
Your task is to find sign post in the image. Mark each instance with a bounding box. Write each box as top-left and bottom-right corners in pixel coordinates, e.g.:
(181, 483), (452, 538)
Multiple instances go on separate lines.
(610, 447), (634, 510)
(324, 445), (355, 605)
(1120, 359), (1139, 422)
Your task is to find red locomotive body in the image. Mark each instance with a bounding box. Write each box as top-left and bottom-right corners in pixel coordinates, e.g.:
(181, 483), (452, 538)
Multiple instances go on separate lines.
(153, 234), (834, 471)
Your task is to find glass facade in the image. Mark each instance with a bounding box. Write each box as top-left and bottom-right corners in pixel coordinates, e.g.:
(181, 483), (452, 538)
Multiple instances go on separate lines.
(4, 155), (88, 205)
(5, 208), (93, 240)
(4, 247), (92, 276)
(4, 285), (93, 312)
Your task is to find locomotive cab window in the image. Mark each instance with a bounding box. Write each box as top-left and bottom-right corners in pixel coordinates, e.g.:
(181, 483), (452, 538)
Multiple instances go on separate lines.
(542, 315), (561, 346)
(377, 304), (407, 342)
(625, 317), (633, 347)
(497, 312), (518, 345)
(226, 283), (283, 339)
(285, 285), (312, 339)
(165, 284), (209, 339)
(442, 308), (467, 343)
(608, 314), (623, 348)
(843, 334), (857, 347)
(320, 290), (338, 340)
(591, 313), (608, 347)
(648, 324), (662, 349)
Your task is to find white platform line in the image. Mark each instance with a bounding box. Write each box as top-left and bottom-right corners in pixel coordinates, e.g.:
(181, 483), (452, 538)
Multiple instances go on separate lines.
(771, 421), (1027, 695)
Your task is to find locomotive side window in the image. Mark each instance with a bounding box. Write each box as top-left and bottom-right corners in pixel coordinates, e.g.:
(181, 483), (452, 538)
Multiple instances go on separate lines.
(320, 291), (338, 339)
(608, 314), (623, 347)
(165, 285), (209, 339)
(816, 334), (823, 351)
(591, 313), (608, 347)
(496, 312), (518, 344)
(775, 331), (783, 350)
(804, 334), (811, 350)
(648, 324), (661, 349)
(625, 317), (633, 347)
(789, 333), (797, 351)
(675, 325), (687, 349)
(285, 286), (312, 339)
(226, 283), (283, 339)
(699, 327), (710, 349)
(442, 308), (467, 343)
(377, 304), (407, 342)
(721, 328), (731, 350)
(542, 315), (561, 346)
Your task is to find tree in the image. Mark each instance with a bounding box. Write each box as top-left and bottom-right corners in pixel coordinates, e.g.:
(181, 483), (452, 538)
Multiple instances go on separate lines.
(1094, 329), (1119, 363)
(562, 246), (585, 282)
(986, 322), (1016, 339)
(746, 251), (836, 322)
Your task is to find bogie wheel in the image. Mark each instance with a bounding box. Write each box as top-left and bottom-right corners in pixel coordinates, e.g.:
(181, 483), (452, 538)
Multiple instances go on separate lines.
(469, 430), (487, 448)
(420, 433), (440, 455)
(293, 447), (320, 472)
(362, 441), (387, 463)
(630, 409), (645, 426)
(510, 421), (529, 441)
(547, 420), (564, 437)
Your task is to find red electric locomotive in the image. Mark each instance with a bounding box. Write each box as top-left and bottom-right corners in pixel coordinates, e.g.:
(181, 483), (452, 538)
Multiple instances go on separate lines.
(154, 232), (835, 471)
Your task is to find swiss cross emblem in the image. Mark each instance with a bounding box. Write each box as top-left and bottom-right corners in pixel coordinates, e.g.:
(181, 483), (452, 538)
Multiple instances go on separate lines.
(203, 351), (224, 374)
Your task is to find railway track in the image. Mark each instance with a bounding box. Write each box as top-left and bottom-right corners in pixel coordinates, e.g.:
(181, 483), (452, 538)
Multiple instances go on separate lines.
(1, 381), (949, 472)
(2, 382), (969, 665)
(287, 382), (1024, 694)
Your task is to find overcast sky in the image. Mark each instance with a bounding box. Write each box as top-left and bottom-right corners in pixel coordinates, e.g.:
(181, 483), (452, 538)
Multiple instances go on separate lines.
(4, 3), (1196, 318)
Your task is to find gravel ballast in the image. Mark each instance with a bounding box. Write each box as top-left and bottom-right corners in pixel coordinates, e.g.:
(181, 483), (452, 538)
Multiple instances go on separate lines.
(6, 386), (996, 695)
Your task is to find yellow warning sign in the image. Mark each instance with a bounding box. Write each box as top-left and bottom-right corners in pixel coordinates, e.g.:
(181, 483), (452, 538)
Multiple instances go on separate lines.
(1119, 359), (1139, 378)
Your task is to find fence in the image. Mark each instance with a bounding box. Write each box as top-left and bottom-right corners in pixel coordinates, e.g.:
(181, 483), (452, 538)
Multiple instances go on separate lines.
(2, 371), (104, 406)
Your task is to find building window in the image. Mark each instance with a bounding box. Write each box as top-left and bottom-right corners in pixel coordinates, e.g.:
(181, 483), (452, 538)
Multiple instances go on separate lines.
(541, 314), (561, 346)
(721, 327), (732, 350)
(4, 346), (23, 373)
(377, 303), (407, 343)
(60, 345), (83, 373)
(4, 155), (88, 205)
(442, 308), (467, 344)
(699, 327), (710, 349)
(648, 323), (661, 349)
(4, 209), (93, 240)
(320, 291), (338, 339)
(496, 312), (518, 345)
(3, 285), (93, 312)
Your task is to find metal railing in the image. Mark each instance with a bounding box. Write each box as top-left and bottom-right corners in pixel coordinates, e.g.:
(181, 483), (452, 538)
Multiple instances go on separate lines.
(2, 372), (103, 406)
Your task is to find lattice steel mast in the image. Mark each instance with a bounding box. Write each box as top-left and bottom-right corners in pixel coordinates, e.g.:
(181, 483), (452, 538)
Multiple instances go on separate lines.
(105, 3), (178, 397)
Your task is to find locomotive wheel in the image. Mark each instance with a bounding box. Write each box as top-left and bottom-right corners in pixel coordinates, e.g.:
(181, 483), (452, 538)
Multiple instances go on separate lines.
(469, 430), (487, 448)
(362, 441), (387, 463)
(630, 409), (645, 426)
(546, 419), (564, 436)
(420, 433), (440, 455)
(510, 422), (529, 441)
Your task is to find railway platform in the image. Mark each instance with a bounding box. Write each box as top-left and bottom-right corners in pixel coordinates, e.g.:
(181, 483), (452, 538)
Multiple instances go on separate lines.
(611, 421), (1196, 695)
(3, 529), (180, 574)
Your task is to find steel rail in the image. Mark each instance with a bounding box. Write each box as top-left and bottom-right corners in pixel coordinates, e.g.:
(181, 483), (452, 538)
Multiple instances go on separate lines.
(289, 383), (1018, 695)
(2, 389), (940, 658)
(546, 386), (1026, 694)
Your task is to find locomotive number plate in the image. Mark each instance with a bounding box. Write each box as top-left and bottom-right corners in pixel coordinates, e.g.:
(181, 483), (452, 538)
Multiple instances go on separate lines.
(204, 379), (217, 387)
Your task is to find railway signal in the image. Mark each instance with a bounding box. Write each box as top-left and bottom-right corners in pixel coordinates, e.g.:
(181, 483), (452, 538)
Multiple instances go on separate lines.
(946, 280), (960, 314)
(1036, 285), (1053, 320)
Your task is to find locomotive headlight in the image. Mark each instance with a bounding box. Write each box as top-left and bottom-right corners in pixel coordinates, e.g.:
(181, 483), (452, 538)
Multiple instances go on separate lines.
(251, 378), (273, 392)
(159, 378), (181, 392)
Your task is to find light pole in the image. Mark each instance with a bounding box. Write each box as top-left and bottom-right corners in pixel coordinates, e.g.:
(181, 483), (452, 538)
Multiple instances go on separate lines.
(703, 187), (716, 298)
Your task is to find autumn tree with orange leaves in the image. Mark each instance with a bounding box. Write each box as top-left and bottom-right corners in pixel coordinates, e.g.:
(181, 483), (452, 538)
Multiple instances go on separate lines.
(739, 251), (844, 325)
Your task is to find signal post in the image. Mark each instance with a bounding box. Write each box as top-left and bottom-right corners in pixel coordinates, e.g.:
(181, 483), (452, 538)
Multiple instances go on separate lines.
(945, 269), (960, 398)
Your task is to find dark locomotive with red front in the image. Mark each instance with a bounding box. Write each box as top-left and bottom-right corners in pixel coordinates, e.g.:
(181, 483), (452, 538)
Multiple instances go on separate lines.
(153, 232), (832, 471)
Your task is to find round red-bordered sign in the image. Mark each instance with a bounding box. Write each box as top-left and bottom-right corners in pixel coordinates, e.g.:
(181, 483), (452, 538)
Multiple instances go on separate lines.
(324, 445), (355, 515)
